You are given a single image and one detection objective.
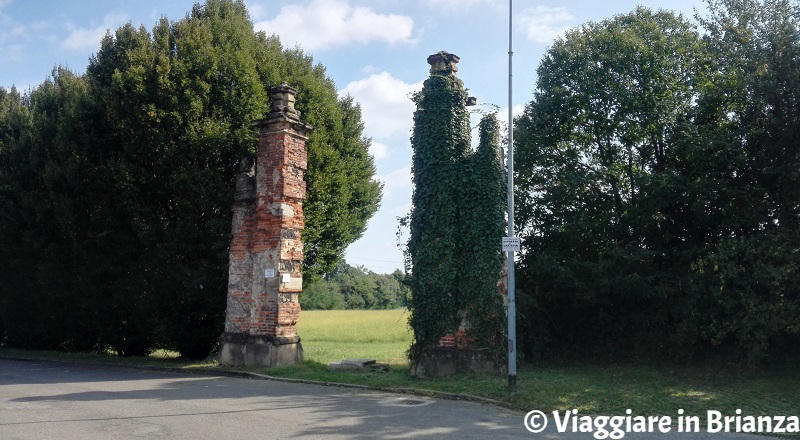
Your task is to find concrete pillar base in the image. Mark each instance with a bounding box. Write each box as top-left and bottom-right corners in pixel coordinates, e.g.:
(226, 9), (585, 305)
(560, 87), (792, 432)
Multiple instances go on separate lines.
(411, 347), (503, 377)
(218, 332), (303, 367)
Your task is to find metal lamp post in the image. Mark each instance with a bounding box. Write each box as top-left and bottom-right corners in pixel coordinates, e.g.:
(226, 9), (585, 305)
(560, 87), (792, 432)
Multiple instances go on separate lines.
(505, 0), (518, 392)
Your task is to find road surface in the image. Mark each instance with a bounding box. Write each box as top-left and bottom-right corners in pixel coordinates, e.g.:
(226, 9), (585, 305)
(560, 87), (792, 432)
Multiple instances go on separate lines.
(0, 358), (782, 439)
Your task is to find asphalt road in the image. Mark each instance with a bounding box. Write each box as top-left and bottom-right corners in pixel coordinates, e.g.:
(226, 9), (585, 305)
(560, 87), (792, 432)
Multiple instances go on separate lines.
(0, 358), (783, 440)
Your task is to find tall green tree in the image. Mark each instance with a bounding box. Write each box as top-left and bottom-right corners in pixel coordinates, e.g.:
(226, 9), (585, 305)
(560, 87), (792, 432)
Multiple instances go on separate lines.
(303, 94), (383, 278)
(514, 8), (707, 359)
(701, 0), (800, 230)
(0, 86), (32, 346)
(681, 0), (800, 360)
(0, 71), (109, 351)
(515, 1), (800, 362)
(0, 0), (381, 358)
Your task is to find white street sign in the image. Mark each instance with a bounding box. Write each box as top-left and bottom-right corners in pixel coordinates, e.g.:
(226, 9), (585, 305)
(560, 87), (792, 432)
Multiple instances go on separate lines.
(502, 237), (521, 252)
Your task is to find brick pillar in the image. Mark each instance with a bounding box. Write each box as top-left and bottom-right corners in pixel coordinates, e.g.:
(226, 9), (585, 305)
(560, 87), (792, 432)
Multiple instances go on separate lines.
(219, 82), (312, 367)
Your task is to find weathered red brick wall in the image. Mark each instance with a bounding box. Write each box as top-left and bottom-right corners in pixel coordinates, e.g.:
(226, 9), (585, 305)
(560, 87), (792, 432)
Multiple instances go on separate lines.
(222, 83), (311, 354)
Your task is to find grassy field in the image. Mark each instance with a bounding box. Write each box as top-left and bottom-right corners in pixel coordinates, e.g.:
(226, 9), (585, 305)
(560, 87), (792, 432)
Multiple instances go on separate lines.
(2, 308), (798, 433)
(296, 309), (412, 365)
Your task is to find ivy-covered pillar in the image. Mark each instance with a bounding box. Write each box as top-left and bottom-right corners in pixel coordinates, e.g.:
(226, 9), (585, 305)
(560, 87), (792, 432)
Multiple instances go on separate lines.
(407, 52), (506, 377)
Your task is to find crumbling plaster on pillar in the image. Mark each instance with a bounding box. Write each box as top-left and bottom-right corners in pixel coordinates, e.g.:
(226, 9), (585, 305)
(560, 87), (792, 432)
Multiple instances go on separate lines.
(268, 202), (295, 218)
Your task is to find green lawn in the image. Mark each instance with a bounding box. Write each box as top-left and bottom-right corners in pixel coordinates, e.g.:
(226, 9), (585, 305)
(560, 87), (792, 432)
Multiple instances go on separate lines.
(2, 308), (797, 435)
(297, 309), (412, 365)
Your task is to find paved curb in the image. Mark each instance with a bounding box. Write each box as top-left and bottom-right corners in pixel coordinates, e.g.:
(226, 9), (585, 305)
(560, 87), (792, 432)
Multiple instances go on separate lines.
(0, 354), (522, 413)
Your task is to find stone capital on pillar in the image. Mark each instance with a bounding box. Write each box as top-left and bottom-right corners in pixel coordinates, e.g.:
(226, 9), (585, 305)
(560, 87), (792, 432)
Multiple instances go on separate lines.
(427, 51), (460, 76)
(253, 82), (313, 136)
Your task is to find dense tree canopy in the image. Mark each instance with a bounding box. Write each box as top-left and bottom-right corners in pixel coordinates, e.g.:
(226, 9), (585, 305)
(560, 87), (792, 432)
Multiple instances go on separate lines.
(515, 0), (800, 363)
(0, 0), (381, 357)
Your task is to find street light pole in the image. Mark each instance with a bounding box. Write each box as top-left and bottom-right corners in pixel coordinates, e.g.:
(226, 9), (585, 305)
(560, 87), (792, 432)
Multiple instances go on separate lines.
(506, 0), (517, 393)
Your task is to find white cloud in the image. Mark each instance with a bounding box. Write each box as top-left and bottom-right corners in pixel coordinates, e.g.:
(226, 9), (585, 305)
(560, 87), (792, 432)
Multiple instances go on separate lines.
(498, 104), (526, 128)
(339, 71), (422, 139)
(0, 8), (26, 62)
(253, 0), (415, 51)
(361, 64), (380, 75)
(62, 13), (128, 52)
(31, 20), (53, 32)
(389, 202), (412, 217)
(370, 141), (390, 161)
(246, 2), (269, 21)
(380, 166), (412, 197)
(0, 42), (23, 62)
(2, 24), (24, 39)
(518, 5), (574, 44)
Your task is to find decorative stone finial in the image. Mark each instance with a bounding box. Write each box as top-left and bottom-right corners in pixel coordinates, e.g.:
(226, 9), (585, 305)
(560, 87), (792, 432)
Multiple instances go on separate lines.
(269, 82), (300, 118)
(427, 51), (460, 76)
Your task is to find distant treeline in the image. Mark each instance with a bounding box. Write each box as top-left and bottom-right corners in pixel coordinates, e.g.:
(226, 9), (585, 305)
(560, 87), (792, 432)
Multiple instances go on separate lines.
(301, 262), (408, 310)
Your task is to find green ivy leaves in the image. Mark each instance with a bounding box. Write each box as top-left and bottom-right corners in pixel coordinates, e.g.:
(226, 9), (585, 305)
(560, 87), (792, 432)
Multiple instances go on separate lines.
(405, 62), (506, 363)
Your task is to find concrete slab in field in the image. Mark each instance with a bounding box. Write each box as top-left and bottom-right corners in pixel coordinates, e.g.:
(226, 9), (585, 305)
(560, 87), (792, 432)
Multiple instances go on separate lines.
(342, 358), (376, 366)
(327, 358), (378, 371)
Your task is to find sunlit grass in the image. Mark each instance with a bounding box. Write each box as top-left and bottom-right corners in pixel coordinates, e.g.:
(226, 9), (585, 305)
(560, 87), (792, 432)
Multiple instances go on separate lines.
(297, 309), (412, 365)
(148, 349), (181, 359)
(298, 309), (411, 343)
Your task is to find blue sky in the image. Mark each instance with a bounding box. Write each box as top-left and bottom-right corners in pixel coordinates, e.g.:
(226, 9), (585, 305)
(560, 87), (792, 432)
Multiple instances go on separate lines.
(1, 0), (705, 273)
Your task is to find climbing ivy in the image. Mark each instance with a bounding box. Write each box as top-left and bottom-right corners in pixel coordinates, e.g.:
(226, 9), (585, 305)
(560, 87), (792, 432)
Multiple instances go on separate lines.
(458, 114), (507, 360)
(405, 52), (506, 364)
